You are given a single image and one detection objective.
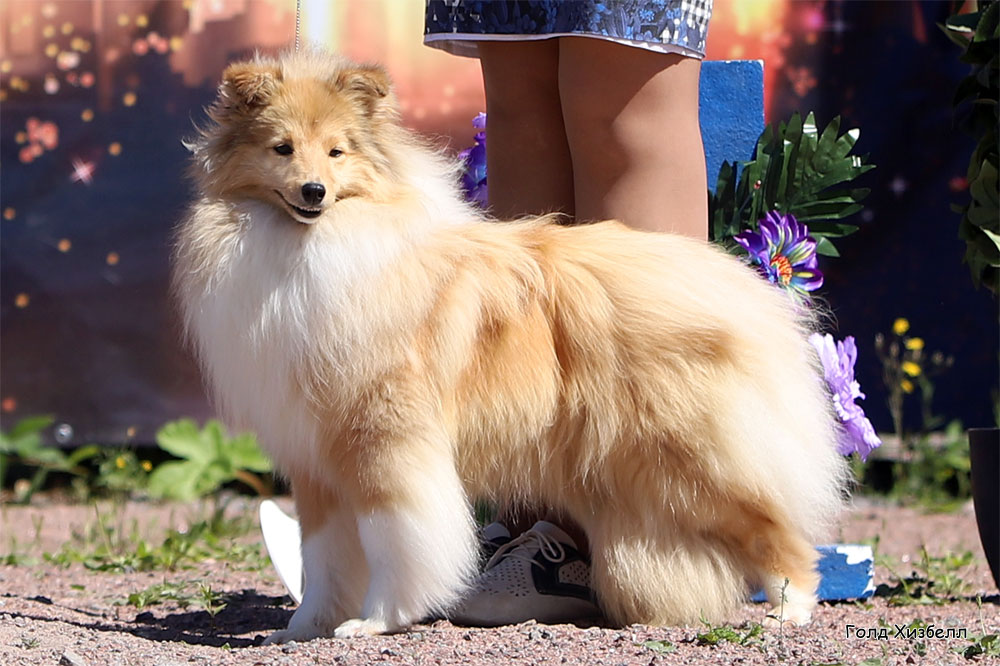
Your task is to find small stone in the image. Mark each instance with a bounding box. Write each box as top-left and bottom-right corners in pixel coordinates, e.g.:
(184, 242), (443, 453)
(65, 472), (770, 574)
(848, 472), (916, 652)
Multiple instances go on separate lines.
(282, 642), (298, 654)
(60, 650), (88, 666)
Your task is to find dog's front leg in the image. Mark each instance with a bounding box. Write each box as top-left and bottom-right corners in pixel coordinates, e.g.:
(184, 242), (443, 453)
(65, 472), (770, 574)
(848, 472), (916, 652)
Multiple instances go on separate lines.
(264, 475), (368, 644)
(333, 445), (478, 637)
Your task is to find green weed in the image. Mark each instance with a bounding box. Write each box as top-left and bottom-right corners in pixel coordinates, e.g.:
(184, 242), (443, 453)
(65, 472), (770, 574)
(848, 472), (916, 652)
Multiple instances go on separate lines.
(640, 639), (676, 654)
(2, 417), (273, 504)
(1, 514), (44, 565)
(695, 618), (765, 648)
(876, 545), (974, 605)
(42, 501), (268, 573)
(125, 580), (227, 616)
(17, 636), (40, 649)
(957, 596), (1000, 660)
(91, 448), (154, 499)
(860, 320), (970, 508)
(147, 419), (272, 501)
(0, 416), (99, 502)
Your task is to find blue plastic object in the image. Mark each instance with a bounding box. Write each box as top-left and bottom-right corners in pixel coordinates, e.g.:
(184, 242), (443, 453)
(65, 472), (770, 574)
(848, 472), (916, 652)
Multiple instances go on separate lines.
(699, 60), (765, 191)
(750, 544), (876, 603)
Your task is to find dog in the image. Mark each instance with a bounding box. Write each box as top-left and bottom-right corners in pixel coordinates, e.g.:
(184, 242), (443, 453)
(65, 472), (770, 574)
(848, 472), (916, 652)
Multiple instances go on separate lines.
(173, 49), (849, 642)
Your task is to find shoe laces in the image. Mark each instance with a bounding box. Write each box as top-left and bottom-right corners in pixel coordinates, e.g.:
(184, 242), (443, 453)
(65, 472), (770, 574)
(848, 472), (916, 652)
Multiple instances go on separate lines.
(485, 527), (567, 571)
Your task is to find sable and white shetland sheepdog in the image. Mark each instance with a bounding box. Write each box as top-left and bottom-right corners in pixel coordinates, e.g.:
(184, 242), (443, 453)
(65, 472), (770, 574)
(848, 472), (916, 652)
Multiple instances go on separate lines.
(173, 49), (848, 642)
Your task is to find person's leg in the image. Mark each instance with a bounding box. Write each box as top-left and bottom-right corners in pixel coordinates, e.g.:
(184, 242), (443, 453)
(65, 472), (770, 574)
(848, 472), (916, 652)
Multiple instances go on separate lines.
(479, 38), (575, 539)
(559, 38), (707, 238)
(479, 40), (575, 218)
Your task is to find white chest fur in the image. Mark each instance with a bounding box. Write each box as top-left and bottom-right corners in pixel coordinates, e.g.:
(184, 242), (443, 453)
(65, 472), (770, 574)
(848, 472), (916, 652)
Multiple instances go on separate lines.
(183, 201), (408, 478)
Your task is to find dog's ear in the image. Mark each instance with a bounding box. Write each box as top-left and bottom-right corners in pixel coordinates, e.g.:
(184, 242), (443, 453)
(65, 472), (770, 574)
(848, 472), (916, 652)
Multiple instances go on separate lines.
(334, 64), (394, 116)
(220, 61), (282, 109)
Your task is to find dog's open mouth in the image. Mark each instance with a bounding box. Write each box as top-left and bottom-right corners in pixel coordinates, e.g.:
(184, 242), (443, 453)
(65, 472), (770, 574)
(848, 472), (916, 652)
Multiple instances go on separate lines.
(275, 191), (323, 222)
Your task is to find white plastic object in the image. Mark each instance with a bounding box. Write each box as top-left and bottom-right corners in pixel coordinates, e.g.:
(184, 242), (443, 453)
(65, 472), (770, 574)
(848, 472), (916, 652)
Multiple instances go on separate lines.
(259, 499), (304, 604)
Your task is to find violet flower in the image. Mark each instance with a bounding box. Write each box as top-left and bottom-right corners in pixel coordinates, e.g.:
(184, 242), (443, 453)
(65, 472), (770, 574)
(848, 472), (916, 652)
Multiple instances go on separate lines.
(734, 212), (823, 301)
(459, 113), (487, 206)
(809, 333), (882, 460)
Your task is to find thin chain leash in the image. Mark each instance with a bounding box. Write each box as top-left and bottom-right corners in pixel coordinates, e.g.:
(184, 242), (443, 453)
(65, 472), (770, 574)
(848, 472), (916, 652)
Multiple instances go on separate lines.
(294, 0), (301, 51)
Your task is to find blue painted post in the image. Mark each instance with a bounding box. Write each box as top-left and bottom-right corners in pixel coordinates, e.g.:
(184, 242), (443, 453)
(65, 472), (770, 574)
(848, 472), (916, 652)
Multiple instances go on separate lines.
(699, 60), (765, 191)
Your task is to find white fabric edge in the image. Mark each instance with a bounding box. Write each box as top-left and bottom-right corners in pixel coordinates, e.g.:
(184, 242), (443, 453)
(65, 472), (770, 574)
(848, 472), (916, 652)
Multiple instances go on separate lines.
(423, 31), (705, 60)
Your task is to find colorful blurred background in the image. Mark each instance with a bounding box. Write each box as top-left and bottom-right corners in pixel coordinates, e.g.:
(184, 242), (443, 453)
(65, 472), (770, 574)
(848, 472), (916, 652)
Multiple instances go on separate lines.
(1, 0), (996, 447)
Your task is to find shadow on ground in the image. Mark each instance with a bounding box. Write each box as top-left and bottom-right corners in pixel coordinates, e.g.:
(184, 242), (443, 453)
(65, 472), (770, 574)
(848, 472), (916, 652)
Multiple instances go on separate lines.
(8, 589), (292, 648)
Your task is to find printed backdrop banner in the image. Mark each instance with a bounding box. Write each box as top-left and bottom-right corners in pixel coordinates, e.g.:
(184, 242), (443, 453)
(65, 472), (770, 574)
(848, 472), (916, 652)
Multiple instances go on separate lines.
(1, 0), (995, 446)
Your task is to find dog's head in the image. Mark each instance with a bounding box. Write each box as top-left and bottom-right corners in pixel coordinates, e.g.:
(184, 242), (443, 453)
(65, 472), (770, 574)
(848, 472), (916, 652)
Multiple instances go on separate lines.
(189, 50), (400, 224)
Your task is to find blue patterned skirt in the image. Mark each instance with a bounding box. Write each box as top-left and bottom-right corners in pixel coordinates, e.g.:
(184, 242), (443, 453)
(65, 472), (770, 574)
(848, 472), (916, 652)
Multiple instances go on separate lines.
(424, 0), (713, 59)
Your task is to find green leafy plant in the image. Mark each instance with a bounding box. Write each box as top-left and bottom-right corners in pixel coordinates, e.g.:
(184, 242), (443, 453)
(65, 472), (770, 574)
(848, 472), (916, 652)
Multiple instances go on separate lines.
(43, 501), (268, 573)
(959, 597), (1000, 659)
(125, 580), (227, 616)
(876, 546), (974, 605)
(92, 448), (154, 498)
(0, 416), (99, 502)
(695, 619), (764, 649)
(865, 318), (970, 507)
(640, 639), (676, 654)
(147, 419), (272, 501)
(942, 0), (1000, 294)
(709, 111), (875, 256)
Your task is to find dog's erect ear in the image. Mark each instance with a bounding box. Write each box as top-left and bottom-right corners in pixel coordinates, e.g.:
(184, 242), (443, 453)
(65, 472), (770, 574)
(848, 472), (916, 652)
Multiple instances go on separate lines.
(220, 61), (282, 108)
(334, 64), (393, 116)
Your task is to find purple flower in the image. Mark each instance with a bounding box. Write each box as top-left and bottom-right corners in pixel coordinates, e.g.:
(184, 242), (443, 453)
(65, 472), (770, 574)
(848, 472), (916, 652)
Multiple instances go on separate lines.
(809, 333), (882, 460)
(459, 113), (487, 206)
(734, 212), (823, 300)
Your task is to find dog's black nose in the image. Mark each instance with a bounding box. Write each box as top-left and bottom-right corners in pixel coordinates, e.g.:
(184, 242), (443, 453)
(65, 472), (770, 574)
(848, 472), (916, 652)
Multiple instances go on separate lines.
(301, 182), (326, 206)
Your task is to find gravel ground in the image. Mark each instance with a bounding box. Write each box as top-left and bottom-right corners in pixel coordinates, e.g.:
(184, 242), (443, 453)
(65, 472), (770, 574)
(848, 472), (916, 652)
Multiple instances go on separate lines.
(0, 496), (996, 666)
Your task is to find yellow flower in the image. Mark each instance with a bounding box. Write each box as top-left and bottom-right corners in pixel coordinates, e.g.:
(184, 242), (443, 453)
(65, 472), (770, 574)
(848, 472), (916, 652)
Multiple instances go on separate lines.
(901, 379), (915, 394)
(115, 456), (126, 469)
(902, 361), (922, 377)
(904, 337), (924, 351)
(141, 460), (153, 472)
(892, 318), (910, 336)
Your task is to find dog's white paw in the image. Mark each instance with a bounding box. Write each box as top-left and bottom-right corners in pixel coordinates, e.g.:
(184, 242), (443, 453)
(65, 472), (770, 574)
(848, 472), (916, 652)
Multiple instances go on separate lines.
(263, 612), (340, 644)
(334, 617), (391, 638)
(263, 626), (325, 645)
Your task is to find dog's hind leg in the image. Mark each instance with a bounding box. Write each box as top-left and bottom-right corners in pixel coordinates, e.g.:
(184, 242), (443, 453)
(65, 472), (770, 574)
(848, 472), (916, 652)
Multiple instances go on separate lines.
(333, 431), (479, 637)
(264, 475), (368, 644)
(718, 501), (820, 627)
(586, 511), (746, 626)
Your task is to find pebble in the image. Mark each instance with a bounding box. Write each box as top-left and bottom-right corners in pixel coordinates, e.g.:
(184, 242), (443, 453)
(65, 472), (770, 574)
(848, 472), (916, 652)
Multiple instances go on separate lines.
(59, 650), (88, 666)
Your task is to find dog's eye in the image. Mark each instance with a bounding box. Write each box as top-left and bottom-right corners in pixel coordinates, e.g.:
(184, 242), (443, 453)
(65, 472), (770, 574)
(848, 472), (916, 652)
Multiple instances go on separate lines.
(329, 148), (343, 158)
(273, 144), (293, 156)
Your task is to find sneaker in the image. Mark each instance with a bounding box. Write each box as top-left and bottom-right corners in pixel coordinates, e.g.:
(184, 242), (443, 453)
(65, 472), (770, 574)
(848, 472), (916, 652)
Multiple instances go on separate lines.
(479, 521), (513, 564)
(448, 520), (602, 626)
